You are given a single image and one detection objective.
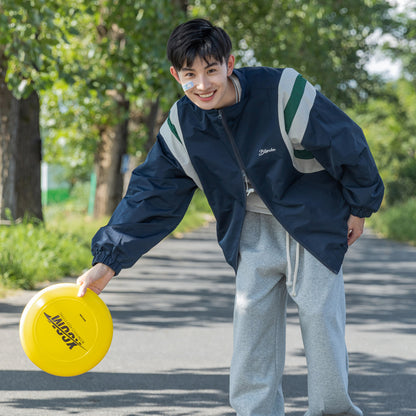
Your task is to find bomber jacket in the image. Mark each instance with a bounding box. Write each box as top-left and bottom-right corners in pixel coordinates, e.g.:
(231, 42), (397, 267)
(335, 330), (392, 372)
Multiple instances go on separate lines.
(91, 67), (384, 275)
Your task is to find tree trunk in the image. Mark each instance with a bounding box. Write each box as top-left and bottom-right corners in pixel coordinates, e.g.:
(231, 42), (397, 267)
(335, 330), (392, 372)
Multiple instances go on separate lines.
(144, 96), (161, 154)
(0, 54), (19, 222)
(15, 91), (43, 221)
(1, 50), (43, 222)
(94, 98), (129, 218)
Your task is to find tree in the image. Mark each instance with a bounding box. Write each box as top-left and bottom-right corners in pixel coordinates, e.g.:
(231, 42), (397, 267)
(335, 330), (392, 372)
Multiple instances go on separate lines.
(0, 49), (20, 222)
(15, 91), (43, 220)
(0, 0), (76, 221)
(382, 1), (416, 81)
(41, 0), (187, 217)
(190, 0), (393, 107)
(40, 0), (401, 220)
(353, 78), (416, 205)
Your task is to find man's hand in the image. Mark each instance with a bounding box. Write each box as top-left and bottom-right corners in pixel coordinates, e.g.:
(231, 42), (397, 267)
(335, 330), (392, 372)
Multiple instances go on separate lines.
(77, 263), (115, 297)
(347, 214), (365, 246)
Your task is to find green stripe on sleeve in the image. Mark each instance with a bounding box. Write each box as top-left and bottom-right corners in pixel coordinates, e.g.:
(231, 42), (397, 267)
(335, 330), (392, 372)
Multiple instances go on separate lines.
(167, 116), (182, 144)
(284, 74), (307, 134)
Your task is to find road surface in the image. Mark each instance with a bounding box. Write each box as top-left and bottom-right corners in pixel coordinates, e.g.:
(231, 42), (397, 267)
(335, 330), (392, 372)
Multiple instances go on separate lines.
(0, 222), (415, 415)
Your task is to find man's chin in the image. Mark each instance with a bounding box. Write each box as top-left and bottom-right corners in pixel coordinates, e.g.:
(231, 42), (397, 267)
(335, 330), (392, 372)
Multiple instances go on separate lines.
(193, 101), (217, 111)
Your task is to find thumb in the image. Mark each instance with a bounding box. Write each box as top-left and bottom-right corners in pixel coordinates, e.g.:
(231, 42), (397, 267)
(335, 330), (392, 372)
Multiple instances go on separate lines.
(77, 280), (88, 297)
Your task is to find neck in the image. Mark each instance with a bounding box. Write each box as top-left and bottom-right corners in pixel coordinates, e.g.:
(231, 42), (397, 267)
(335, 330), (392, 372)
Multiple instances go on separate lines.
(220, 77), (238, 108)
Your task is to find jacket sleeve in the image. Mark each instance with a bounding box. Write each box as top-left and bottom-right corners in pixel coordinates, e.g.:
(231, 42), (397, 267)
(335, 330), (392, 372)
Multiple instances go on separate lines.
(279, 68), (384, 218)
(301, 91), (384, 217)
(91, 135), (198, 275)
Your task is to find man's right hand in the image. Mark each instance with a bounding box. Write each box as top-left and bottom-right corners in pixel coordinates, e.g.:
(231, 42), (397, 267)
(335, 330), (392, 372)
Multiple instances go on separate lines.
(77, 263), (115, 297)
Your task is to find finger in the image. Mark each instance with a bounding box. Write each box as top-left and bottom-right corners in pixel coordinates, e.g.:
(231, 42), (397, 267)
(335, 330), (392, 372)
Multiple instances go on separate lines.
(77, 281), (88, 297)
(89, 285), (102, 295)
(347, 229), (360, 246)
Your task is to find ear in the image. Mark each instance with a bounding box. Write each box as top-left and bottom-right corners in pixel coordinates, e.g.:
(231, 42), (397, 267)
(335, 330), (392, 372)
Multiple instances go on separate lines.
(170, 66), (181, 84)
(226, 55), (235, 76)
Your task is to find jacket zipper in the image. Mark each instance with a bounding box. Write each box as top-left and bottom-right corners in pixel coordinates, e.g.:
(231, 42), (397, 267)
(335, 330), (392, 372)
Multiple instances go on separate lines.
(218, 110), (252, 198)
(218, 109), (279, 218)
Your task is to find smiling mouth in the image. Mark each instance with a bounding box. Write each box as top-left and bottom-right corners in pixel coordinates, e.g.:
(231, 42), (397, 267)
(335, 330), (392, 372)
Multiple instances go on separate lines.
(197, 91), (216, 99)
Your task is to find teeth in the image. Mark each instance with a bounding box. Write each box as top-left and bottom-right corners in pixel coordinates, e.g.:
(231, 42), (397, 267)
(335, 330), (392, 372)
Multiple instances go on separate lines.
(199, 92), (214, 98)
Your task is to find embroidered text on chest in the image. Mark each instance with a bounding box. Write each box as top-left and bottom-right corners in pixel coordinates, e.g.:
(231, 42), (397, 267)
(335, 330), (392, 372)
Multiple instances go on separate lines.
(258, 148), (276, 157)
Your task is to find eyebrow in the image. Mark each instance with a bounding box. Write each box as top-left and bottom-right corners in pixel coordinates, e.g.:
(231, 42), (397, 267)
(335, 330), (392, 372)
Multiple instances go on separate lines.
(181, 62), (219, 72)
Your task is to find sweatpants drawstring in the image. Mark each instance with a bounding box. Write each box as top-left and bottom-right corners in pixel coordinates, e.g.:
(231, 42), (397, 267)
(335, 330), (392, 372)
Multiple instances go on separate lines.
(286, 232), (300, 296)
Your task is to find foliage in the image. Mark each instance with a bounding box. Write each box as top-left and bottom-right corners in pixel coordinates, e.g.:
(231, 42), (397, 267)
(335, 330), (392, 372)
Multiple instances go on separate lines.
(38, 0), (400, 180)
(352, 77), (416, 206)
(39, 0), (187, 182)
(1, 0), (410, 178)
(189, 0), (393, 107)
(0, 218), (94, 289)
(368, 198), (416, 246)
(0, 179), (100, 289)
(2, 0), (415, 271)
(40, 80), (100, 182)
(0, 0), (80, 97)
(0, 180), (104, 289)
(381, 0), (416, 81)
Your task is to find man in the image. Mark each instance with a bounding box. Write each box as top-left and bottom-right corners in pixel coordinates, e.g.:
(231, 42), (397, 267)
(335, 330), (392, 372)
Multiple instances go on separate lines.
(78, 18), (384, 416)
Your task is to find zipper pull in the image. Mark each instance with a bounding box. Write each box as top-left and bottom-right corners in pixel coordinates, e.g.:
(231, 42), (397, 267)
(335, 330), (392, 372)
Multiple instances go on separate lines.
(218, 110), (222, 120)
(243, 172), (255, 196)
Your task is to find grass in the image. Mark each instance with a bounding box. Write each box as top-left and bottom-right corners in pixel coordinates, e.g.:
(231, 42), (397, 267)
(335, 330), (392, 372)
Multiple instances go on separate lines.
(367, 198), (416, 246)
(171, 189), (213, 237)
(0, 187), (212, 294)
(0, 216), (103, 290)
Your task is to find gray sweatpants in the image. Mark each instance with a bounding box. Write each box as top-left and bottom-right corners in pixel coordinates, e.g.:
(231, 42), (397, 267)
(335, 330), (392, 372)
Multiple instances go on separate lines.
(229, 212), (363, 416)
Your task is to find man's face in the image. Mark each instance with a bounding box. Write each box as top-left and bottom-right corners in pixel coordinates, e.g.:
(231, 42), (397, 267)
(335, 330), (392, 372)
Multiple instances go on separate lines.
(170, 55), (236, 110)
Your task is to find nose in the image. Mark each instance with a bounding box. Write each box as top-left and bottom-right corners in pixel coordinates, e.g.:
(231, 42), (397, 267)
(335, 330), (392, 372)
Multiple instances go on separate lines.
(195, 74), (211, 91)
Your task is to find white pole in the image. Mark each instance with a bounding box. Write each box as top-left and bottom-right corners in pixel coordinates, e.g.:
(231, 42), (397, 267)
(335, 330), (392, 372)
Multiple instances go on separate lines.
(41, 162), (48, 206)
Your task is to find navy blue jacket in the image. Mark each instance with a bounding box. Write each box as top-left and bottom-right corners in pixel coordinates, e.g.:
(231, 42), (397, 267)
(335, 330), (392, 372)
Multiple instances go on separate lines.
(91, 67), (384, 275)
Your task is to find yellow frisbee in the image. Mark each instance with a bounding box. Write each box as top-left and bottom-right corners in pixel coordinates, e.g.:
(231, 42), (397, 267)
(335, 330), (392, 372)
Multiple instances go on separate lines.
(19, 283), (113, 377)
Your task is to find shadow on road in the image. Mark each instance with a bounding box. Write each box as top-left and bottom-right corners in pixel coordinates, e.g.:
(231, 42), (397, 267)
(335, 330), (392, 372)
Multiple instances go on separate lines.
(0, 368), (233, 415)
(1, 351), (415, 416)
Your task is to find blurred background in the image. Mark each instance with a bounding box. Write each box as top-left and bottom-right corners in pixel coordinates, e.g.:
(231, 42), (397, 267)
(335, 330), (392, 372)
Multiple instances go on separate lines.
(0, 0), (415, 291)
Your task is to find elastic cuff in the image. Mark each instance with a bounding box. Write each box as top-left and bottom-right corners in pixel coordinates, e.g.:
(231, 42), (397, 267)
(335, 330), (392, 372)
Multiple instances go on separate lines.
(92, 252), (122, 276)
(350, 206), (373, 218)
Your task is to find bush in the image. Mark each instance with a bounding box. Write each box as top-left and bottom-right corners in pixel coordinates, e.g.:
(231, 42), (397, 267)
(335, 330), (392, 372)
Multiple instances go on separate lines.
(368, 198), (416, 245)
(0, 219), (94, 289)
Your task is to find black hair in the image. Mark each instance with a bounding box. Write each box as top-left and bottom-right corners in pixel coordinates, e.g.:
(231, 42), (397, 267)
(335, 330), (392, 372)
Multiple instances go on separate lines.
(167, 18), (232, 71)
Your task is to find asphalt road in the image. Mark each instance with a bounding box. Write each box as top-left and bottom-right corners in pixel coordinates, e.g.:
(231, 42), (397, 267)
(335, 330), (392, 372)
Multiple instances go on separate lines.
(0, 222), (415, 415)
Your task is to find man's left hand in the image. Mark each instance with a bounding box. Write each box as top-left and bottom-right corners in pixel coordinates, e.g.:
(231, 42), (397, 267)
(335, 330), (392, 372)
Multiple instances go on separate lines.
(347, 214), (365, 246)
